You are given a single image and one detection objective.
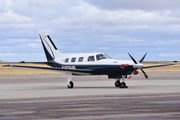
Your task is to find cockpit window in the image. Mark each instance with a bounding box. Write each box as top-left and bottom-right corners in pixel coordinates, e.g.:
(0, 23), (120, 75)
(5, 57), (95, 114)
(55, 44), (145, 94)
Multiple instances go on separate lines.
(96, 54), (111, 61)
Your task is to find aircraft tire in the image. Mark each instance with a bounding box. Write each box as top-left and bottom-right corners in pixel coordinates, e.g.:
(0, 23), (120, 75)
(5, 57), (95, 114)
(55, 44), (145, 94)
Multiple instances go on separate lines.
(115, 80), (120, 87)
(67, 81), (74, 88)
(119, 82), (126, 88)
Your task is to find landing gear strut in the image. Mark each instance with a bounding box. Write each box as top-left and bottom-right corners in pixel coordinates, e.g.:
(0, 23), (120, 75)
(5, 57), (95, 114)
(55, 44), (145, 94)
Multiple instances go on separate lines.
(67, 73), (74, 89)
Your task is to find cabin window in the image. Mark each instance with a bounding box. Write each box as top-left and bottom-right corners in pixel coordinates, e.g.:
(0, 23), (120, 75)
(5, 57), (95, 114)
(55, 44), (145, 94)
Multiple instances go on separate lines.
(65, 58), (69, 62)
(71, 57), (76, 62)
(96, 54), (111, 61)
(88, 56), (95, 61)
(78, 57), (84, 62)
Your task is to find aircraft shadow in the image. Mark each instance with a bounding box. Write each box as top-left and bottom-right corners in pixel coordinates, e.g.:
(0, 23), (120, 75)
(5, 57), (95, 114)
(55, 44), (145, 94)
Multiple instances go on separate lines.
(25, 86), (116, 90)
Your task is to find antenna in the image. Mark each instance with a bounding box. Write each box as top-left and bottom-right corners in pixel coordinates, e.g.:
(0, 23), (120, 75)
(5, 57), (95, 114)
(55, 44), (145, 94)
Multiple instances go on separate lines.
(76, 46), (81, 53)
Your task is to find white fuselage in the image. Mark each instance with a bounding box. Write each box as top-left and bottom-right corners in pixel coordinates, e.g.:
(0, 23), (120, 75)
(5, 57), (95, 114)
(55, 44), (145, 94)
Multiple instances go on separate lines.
(54, 53), (135, 66)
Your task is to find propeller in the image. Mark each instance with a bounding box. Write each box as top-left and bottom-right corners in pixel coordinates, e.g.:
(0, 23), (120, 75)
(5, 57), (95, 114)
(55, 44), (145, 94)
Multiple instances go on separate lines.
(128, 53), (137, 64)
(141, 69), (148, 79)
(140, 53), (147, 63)
(128, 53), (148, 79)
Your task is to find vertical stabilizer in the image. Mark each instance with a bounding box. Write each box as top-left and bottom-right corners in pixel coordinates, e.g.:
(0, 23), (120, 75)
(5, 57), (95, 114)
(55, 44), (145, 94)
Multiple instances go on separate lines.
(39, 33), (62, 61)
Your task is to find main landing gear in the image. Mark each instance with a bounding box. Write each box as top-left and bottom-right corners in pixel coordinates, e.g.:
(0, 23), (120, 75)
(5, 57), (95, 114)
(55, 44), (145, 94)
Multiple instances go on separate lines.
(67, 81), (74, 88)
(115, 80), (127, 88)
(115, 76), (128, 88)
(67, 73), (74, 89)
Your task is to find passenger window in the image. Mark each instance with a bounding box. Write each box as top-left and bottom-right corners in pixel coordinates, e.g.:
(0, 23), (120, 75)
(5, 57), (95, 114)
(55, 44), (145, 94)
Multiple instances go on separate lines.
(71, 57), (76, 62)
(65, 58), (69, 63)
(88, 56), (95, 61)
(78, 57), (84, 62)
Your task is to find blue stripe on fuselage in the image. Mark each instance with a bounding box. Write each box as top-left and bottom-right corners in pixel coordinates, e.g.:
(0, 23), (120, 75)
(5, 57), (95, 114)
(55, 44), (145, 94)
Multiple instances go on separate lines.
(47, 62), (134, 75)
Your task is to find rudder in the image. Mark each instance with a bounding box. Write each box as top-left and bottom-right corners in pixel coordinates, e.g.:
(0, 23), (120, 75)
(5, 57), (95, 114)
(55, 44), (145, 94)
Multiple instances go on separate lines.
(39, 33), (62, 61)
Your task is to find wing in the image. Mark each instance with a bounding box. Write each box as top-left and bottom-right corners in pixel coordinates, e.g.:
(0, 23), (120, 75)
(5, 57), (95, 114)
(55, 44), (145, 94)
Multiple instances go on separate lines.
(142, 63), (176, 69)
(0, 62), (48, 64)
(2, 65), (92, 75)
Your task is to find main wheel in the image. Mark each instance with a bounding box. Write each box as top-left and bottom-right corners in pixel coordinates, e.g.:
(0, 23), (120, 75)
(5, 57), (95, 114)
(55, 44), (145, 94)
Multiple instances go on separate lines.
(67, 81), (74, 89)
(115, 80), (120, 87)
(119, 82), (126, 88)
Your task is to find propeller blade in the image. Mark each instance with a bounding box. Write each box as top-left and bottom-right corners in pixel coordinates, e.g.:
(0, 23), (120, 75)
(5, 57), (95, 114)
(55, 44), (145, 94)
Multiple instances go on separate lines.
(128, 69), (136, 79)
(128, 76), (132, 79)
(139, 53), (147, 63)
(128, 53), (137, 64)
(141, 69), (148, 79)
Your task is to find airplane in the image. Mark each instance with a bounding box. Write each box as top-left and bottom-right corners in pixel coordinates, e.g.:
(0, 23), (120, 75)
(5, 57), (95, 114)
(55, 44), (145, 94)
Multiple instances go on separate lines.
(3, 33), (176, 89)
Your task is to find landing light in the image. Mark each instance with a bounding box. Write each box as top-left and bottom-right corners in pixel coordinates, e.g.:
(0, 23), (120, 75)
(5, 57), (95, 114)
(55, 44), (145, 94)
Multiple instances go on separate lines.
(121, 64), (129, 68)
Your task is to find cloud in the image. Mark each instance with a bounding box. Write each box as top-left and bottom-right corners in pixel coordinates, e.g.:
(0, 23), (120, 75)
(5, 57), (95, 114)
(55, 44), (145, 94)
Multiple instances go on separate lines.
(6, 39), (39, 42)
(52, 4), (159, 26)
(1, 0), (180, 34)
(30, 0), (68, 6)
(86, 0), (180, 11)
(116, 54), (127, 57)
(0, 53), (27, 57)
(0, 53), (43, 57)
(159, 53), (180, 57)
(0, 0), (180, 61)
(97, 47), (110, 50)
(28, 43), (40, 48)
(0, 11), (31, 24)
(0, 53), (45, 61)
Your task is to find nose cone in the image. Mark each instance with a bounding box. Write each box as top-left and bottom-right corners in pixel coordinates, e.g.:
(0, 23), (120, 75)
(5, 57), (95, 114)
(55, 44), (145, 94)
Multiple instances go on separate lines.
(133, 63), (144, 69)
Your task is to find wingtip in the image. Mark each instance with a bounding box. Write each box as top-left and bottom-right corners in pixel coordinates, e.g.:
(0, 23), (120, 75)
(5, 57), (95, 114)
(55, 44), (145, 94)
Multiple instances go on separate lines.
(2, 65), (12, 67)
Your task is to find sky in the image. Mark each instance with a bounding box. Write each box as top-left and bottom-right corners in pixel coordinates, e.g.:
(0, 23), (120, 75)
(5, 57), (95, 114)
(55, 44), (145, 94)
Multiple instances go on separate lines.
(0, 0), (180, 61)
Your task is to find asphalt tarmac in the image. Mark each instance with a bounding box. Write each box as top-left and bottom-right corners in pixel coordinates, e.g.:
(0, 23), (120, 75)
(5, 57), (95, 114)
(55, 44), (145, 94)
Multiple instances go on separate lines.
(0, 72), (180, 120)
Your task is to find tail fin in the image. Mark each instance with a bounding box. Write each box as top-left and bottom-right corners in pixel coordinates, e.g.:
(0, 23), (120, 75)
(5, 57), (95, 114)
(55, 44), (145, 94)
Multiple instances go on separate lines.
(39, 33), (62, 61)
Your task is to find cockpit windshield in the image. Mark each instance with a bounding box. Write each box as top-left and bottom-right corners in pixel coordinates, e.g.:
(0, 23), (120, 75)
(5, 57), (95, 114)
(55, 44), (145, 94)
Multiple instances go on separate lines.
(96, 54), (111, 61)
